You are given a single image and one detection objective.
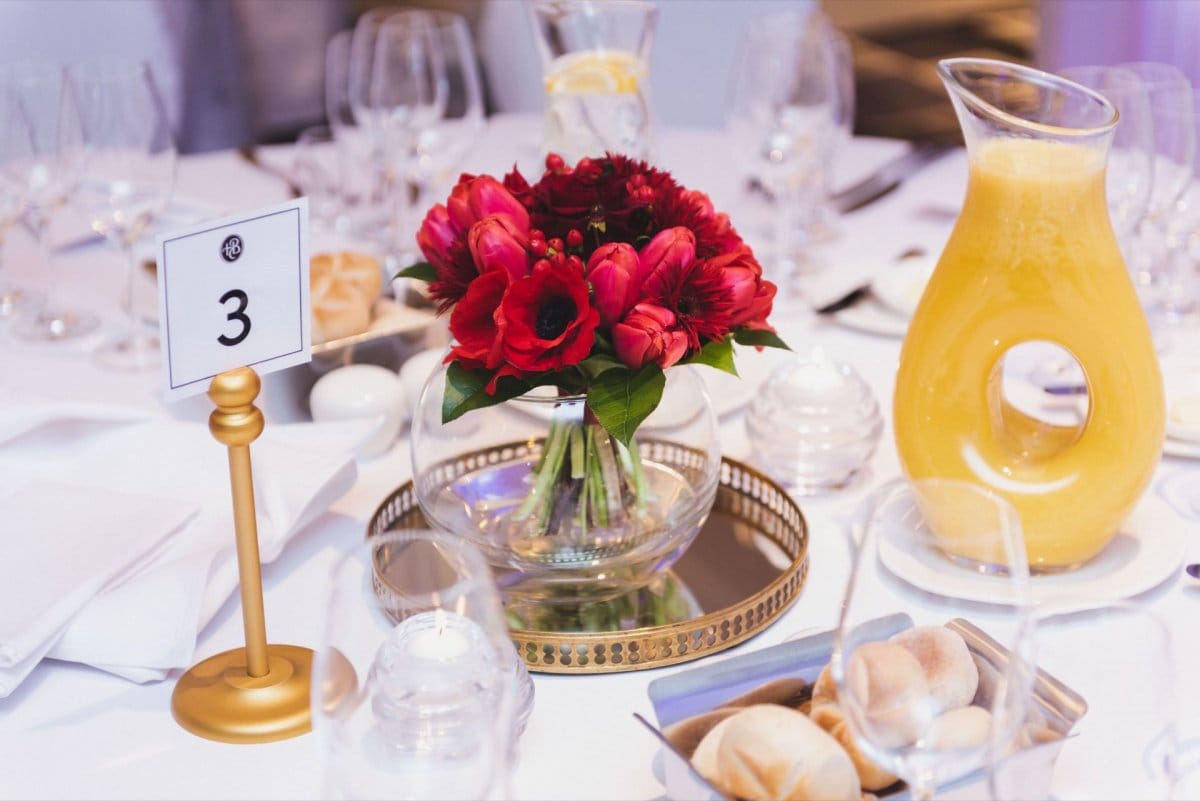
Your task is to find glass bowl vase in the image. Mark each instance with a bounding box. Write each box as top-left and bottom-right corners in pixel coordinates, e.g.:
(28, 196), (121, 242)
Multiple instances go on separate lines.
(411, 363), (720, 610)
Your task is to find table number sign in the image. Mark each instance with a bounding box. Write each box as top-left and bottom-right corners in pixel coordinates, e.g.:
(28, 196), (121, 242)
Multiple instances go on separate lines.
(156, 198), (310, 399)
(154, 199), (316, 744)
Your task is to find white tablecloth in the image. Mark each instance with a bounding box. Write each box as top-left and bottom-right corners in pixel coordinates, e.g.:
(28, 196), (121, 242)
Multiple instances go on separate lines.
(1, 114), (1198, 800)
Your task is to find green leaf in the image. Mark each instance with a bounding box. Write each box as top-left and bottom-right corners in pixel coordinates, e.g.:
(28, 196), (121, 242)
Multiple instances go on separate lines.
(578, 353), (624, 380)
(442, 362), (529, 424)
(586, 365), (666, 447)
(733, 328), (791, 350)
(686, 335), (738, 377)
(395, 261), (437, 282)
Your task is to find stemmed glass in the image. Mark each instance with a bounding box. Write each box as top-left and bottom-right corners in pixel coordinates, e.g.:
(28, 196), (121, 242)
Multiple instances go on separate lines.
(727, 10), (839, 291)
(406, 12), (484, 214)
(0, 83), (44, 318)
(312, 529), (533, 800)
(989, 602), (1178, 800)
(1118, 62), (1195, 320)
(1, 62), (95, 341)
(349, 9), (448, 269)
(832, 477), (1032, 801)
(801, 15), (855, 245)
(70, 60), (176, 370)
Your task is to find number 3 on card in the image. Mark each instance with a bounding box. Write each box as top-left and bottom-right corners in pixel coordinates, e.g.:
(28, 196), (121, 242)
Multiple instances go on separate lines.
(156, 198), (311, 400)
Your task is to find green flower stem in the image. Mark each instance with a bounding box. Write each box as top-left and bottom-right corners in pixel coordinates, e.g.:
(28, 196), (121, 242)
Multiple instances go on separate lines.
(513, 400), (651, 540)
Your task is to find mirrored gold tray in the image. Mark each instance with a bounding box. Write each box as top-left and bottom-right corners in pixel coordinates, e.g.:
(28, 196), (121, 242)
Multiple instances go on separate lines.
(367, 457), (810, 674)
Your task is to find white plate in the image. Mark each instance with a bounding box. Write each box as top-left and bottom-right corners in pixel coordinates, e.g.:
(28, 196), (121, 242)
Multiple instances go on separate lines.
(870, 254), (936, 318)
(832, 296), (909, 338)
(1164, 437), (1200, 459)
(879, 493), (1186, 609)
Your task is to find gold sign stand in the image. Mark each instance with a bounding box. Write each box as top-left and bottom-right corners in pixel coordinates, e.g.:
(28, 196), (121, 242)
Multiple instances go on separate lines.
(171, 367), (313, 743)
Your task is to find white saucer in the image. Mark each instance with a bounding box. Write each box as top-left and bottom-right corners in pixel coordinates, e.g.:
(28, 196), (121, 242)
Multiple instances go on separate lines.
(832, 296), (909, 338)
(870, 254), (936, 318)
(879, 493), (1186, 609)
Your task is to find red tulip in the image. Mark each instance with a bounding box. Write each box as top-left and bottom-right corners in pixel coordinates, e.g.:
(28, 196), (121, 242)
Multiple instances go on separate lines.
(469, 215), (531, 281)
(585, 242), (643, 329)
(448, 175), (529, 232)
(613, 303), (689, 370)
(638, 226), (696, 279)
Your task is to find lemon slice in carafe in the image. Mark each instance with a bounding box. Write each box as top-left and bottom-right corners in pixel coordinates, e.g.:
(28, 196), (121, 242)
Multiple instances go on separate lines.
(544, 50), (643, 95)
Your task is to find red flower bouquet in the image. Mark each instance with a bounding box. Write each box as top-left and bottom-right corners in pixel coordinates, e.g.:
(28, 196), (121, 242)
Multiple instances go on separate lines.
(401, 153), (786, 539)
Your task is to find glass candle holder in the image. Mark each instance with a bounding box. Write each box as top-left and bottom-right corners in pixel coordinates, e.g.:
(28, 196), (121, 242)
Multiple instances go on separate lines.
(746, 348), (882, 494)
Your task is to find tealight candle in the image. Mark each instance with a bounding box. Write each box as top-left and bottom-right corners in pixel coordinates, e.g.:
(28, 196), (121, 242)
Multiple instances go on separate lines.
(404, 613), (473, 661)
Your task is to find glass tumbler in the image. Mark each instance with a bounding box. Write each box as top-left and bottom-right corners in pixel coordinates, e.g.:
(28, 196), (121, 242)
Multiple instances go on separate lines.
(528, 0), (658, 163)
(313, 530), (534, 800)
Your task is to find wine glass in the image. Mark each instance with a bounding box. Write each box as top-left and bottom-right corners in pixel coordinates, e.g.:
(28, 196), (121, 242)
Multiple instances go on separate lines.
(727, 10), (839, 291)
(1118, 62), (1195, 320)
(801, 15), (855, 245)
(406, 12), (484, 213)
(326, 28), (383, 242)
(989, 602), (1178, 800)
(832, 477), (1032, 801)
(349, 9), (448, 269)
(1, 62), (95, 341)
(69, 60), (176, 370)
(312, 529), (533, 801)
(0, 81), (44, 318)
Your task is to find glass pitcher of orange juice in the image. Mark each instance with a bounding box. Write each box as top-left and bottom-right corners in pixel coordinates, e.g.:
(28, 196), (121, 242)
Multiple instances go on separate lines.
(894, 59), (1165, 572)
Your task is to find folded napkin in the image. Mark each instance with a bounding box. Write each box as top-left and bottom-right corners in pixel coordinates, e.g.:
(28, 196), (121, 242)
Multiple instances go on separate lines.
(0, 415), (358, 694)
(0, 394), (149, 449)
(0, 481), (198, 696)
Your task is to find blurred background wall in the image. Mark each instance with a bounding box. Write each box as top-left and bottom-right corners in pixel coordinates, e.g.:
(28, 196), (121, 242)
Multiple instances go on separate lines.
(1, 0), (1198, 153)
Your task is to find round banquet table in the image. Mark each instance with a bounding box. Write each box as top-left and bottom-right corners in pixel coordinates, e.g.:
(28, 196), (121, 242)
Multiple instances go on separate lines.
(1, 114), (1198, 800)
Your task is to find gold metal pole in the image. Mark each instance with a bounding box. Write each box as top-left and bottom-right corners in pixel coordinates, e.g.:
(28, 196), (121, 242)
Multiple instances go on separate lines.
(170, 367), (313, 743)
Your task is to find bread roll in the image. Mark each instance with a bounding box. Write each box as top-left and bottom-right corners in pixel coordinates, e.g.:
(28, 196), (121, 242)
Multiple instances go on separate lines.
(310, 251), (383, 344)
(845, 641), (934, 748)
(890, 626), (979, 713)
(716, 705), (860, 801)
(665, 706), (740, 759)
(812, 663), (838, 707)
(926, 705), (992, 751)
(690, 713), (736, 794)
(807, 698), (898, 792)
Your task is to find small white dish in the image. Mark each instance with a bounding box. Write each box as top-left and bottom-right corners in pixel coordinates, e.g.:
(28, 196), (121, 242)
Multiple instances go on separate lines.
(832, 296), (909, 338)
(878, 493), (1186, 610)
(398, 347), (447, 415)
(870, 253), (936, 318)
(309, 364), (406, 458)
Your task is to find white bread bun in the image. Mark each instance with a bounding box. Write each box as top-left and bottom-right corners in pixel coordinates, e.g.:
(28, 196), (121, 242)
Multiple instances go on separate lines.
(812, 663), (838, 707)
(807, 700), (898, 792)
(665, 706), (740, 760)
(926, 704), (992, 751)
(690, 713), (737, 795)
(845, 641), (934, 749)
(310, 251), (383, 344)
(716, 705), (860, 801)
(890, 626), (979, 714)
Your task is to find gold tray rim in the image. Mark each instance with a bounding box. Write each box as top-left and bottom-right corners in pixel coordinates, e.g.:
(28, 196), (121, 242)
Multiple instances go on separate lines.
(366, 455), (810, 675)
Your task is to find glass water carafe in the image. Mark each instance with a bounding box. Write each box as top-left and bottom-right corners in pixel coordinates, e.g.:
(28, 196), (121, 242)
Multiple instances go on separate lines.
(528, 0), (657, 163)
(893, 59), (1165, 572)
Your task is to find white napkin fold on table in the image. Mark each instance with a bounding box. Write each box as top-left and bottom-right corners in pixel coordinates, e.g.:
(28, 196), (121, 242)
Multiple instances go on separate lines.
(0, 412), (359, 695)
(0, 481), (198, 696)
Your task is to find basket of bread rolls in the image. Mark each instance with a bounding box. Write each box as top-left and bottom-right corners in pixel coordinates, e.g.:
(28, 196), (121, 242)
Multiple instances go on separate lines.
(645, 614), (1085, 801)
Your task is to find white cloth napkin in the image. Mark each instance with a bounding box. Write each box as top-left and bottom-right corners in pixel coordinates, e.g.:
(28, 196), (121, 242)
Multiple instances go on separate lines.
(0, 413), (359, 694)
(0, 481), (198, 696)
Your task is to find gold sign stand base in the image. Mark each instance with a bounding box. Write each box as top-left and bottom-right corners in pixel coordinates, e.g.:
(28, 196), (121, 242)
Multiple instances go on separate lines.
(171, 368), (313, 744)
(172, 644), (313, 744)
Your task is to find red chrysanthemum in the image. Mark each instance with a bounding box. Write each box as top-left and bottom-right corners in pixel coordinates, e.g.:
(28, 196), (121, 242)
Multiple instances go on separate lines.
(642, 255), (735, 351)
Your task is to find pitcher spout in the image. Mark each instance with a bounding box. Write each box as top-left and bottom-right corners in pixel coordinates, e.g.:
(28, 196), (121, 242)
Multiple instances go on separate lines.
(938, 58), (1118, 152)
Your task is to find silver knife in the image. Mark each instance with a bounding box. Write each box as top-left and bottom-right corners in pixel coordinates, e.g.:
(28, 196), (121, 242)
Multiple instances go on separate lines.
(832, 141), (955, 214)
